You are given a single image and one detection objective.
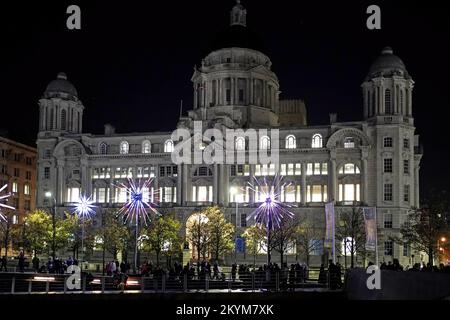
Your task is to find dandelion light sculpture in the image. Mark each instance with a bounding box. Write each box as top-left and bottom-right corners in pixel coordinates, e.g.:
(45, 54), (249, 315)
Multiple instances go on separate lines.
(71, 194), (97, 264)
(247, 175), (294, 264)
(0, 184), (15, 221)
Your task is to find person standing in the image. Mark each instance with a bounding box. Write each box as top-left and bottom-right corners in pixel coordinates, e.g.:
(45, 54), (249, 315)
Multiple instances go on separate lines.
(18, 251), (25, 273)
(0, 256), (7, 272)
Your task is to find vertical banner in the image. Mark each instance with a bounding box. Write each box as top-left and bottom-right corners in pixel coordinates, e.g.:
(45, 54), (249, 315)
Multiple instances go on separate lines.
(362, 207), (377, 251)
(324, 202), (335, 249)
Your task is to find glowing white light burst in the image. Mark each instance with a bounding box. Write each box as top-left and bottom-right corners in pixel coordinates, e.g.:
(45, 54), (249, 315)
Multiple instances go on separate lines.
(117, 178), (158, 225)
(72, 194), (96, 219)
(247, 175), (294, 231)
(0, 184), (15, 221)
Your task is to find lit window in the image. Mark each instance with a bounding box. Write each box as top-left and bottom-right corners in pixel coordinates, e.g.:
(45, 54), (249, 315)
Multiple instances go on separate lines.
(120, 141), (129, 154)
(24, 184), (30, 195)
(314, 163), (321, 175)
(142, 140), (151, 154)
(260, 136), (270, 150)
(339, 163), (360, 175)
(12, 182), (18, 193)
(342, 237), (356, 256)
(12, 215), (18, 225)
(67, 187), (80, 203)
(307, 163), (313, 176)
(344, 137), (355, 149)
(322, 163), (328, 175)
(230, 186), (249, 203)
(295, 163), (301, 175)
(338, 184), (360, 202)
(115, 187), (127, 203)
(285, 135), (296, 149)
(235, 137), (245, 151)
(281, 185), (296, 203)
(164, 140), (174, 153)
(311, 134), (323, 148)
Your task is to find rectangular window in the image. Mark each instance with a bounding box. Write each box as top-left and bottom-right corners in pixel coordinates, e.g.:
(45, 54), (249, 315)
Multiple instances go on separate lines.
(26, 171), (32, 180)
(24, 184), (30, 195)
(284, 185), (296, 203)
(403, 159), (409, 174)
(14, 153), (20, 162)
(404, 185), (410, 202)
(384, 137), (393, 148)
(307, 163), (313, 176)
(26, 157), (32, 166)
(14, 168), (20, 177)
(322, 163), (328, 175)
(384, 213), (393, 229)
(198, 186), (208, 202)
(314, 163), (321, 175)
(44, 149), (51, 159)
(310, 239), (324, 256)
(384, 241), (393, 256)
(384, 184), (393, 201)
(24, 200), (31, 211)
(287, 163), (294, 176)
(115, 167), (121, 178)
(44, 167), (50, 179)
(67, 187), (80, 203)
(311, 185), (322, 202)
(160, 166), (166, 177)
(137, 167), (143, 178)
(240, 214), (247, 228)
(384, 158), (393, 173)
(280, 164), (286, 176)
(255, 165), (261, 176)
(98, 188), (106, 203)
(230, 165), (237, 176)
(12, 182), (18, 193)
(403, 243), (410, 257)
(238, 89), (244, 102)
(295, 163), (301, 175)
(1, 165), (7, 174)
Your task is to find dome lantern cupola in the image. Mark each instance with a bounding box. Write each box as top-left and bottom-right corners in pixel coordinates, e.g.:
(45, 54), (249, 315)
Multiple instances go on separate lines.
(230, 0), (246, 27)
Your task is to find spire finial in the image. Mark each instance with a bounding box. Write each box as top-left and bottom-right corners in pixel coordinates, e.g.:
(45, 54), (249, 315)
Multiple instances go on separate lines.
(230, 0), (246, 27)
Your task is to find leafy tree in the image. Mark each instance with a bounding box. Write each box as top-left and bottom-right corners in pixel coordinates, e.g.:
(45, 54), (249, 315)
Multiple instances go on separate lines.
(22, 210), (52, 255)
(53, 213), (79, 256)
(295, 218), (323, 267)
(0, 211), (14, 259)
(271, 217), (298, 266)
(242, 224), (265, 267)
(142, 213), (181, 266)
(336, 206), (366, 268)
(96, 209), (131, 273)
(186, 211), (210, 264)
(397, 190), (450, 267)
(205, 206), (234, 263)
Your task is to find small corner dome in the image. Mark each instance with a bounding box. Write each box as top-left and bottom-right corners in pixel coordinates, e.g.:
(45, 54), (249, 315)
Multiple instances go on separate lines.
(367, 47), (410, 80)
(44, 72), (78, 100)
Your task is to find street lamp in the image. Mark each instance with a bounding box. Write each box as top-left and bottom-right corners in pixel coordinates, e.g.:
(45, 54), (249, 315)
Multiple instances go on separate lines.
(230, 187), (239, 263)
(438, 237), (447, 265)
(45, 191), (57, 261)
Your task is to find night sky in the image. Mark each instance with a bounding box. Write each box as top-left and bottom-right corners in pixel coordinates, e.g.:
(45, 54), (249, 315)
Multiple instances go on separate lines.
(1, 1), (449, 200)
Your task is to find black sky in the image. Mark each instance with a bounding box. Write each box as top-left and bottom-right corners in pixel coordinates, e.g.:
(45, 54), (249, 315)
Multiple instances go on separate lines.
(1, 0), (449, 199)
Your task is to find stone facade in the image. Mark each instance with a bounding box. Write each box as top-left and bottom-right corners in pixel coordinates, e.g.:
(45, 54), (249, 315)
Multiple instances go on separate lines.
(35, 2), (422, 267)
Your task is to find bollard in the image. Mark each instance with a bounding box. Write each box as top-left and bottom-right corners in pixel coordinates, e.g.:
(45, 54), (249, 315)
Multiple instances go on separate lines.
(205, 275), (209, 292)
(101, 277), (105, 293)
(183, 274), (187, 292)
(141, 277), (145, 293)
(11, 277), (15, 294)
(82, 274), (86, 292)
(162, 275), (166, 293)
(28, 280), (32, 294)
(64, 276), (67, 293)
(46, 281), (49, 293)
(251, 272), (255, 292)
(275, 272), (280, 292)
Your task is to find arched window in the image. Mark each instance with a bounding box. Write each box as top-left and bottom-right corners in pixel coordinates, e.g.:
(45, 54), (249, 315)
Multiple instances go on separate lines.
(142, 140), (151, 154)
(311, 134), (323, 148)
(260, 136), (270, 150)
(338, 163), (361, 175)
(99, 142), (108, 155)
(285, 135), (296, 149)
(60, 109), (67, 130)
(235, 137), (245, 151)
(120, 141), (129, 154)
(385, 89), (392, 114)
(344, 137), (355, 149)
(164, 139), (174, 153)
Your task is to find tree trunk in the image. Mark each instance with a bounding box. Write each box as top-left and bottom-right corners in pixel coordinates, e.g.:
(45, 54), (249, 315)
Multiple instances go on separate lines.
(429, 246), (433, 269)
(102, 244), (106, 275)
(156, 251), (160, 267)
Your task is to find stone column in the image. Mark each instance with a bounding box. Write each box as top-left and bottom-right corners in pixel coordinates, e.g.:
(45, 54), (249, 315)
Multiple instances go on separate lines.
(414, 164), (420, 208)
(301, 162), (307, 205)
(250, 78), (254, 105)
(330, 149), (337, 202)
(361, 148), (369, 204)
(177, 164), (182, 205)
(230, 78), (234, 105)
(213, 164), (218, 204)
(183, 164), (190, 203)
(374, 87), (379, 115)
(109, 166), (114, 205)
(56, 161), (64, 205)
(407, 88), (413, 116)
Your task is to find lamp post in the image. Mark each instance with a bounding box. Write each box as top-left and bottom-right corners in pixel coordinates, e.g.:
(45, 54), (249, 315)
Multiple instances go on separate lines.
(438, 237), (446, 265)
(45, 191), (57, 261)
(230, 187), (238, 263)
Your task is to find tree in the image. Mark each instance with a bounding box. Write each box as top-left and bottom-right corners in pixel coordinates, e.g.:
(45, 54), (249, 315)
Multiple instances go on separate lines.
(186, 211), (210, 264)
(271, 217), (298, 267)
(22, 210), (53, 255)
(242, 225), (265, 267)
(142, 213), (181, 266)
(336, 206), (366, 268)
(53, 213), (79, 256)
(0, 211), (14, 259)
(397, 189), (450, 267)
(205, 206), (234, 263)
(96, 209), (131, 273)
(295, 218), (323, 267)
(67, 217), (96, 260)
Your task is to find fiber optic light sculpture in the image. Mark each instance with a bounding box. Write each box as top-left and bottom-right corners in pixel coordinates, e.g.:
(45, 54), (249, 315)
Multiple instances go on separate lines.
(0, 184), (15, 221)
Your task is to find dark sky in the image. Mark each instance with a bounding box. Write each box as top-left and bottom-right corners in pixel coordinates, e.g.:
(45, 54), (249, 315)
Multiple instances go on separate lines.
(1, 1), (449, 199)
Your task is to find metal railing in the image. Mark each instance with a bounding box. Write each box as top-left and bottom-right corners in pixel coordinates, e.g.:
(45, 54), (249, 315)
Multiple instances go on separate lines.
(0, 269), (334, 294)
